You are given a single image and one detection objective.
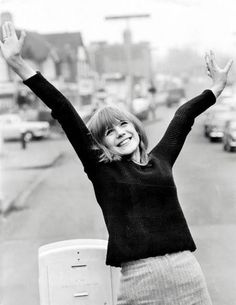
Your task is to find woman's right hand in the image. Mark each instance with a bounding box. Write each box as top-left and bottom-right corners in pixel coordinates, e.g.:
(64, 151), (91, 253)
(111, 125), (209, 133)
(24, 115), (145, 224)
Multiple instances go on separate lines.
(0, 21), (25, 64)
(0, 21), (36, 80)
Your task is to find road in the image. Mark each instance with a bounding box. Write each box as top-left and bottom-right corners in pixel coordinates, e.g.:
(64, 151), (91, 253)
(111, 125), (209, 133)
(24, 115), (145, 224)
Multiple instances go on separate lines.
(1, 105), (236, 305)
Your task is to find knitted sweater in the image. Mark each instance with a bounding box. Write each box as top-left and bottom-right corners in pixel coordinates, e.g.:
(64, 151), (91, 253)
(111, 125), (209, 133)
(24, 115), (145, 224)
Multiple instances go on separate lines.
(24, 73), (216, 267)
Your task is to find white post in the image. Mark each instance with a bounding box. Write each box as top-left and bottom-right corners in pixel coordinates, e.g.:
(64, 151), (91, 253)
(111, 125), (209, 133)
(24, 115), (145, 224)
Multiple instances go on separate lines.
(0, 130), (4, 213)
(38, 239), (121, 305)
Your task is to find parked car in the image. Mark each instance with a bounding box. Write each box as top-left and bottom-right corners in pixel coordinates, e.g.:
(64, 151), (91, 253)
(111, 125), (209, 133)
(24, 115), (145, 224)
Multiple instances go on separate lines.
(166, 88), (185, 108)
(203, 104), (231, 137)
(0, 114), (50, 141)
(223, 120), (236, 152)
(206, 111), (236, 142)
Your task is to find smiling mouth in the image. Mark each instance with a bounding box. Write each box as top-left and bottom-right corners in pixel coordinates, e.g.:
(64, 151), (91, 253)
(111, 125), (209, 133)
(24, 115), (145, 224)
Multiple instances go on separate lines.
(117, 137), (132, 147)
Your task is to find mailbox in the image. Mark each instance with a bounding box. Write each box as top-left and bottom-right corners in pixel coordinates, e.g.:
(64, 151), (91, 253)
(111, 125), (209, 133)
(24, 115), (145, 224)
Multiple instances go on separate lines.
(38, 239), (120, 305)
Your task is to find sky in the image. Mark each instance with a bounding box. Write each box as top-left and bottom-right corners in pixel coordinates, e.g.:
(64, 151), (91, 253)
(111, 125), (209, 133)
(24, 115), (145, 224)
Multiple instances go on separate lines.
(1, 0), (236, 57)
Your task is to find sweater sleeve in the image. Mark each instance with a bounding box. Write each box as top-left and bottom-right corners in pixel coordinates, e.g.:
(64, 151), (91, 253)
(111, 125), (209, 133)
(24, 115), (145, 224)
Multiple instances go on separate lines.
(23, 72), (99, 175)
(150, 90), (216, 166)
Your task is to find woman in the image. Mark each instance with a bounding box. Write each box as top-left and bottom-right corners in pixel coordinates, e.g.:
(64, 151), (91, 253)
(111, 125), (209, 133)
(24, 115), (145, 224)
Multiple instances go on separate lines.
(0, 22), (233, 305)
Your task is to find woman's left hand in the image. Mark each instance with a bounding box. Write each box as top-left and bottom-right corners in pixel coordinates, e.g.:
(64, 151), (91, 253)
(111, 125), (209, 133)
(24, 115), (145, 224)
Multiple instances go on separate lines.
(205, 50), (233, 98)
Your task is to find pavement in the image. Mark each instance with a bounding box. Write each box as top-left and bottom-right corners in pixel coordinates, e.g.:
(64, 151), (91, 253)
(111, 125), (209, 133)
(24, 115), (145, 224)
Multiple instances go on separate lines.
(0, 132), (67, 216)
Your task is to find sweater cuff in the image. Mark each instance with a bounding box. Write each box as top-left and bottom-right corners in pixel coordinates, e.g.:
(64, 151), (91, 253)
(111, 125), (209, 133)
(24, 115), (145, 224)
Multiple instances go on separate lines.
(23, 71), (42, 85)
(202, 89), (216, 106)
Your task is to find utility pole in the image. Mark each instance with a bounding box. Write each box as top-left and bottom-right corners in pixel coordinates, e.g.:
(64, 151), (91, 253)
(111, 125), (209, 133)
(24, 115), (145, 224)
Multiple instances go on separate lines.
(105, 14), (150, 109)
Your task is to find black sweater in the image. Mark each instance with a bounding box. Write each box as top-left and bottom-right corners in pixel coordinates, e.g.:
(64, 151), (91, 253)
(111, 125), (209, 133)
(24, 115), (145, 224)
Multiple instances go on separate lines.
(24, 73), (216, 267)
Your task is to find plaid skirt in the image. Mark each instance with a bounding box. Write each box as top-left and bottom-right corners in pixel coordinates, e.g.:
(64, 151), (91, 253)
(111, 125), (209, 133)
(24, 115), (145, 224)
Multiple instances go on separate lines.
(117, 251), (212, 305)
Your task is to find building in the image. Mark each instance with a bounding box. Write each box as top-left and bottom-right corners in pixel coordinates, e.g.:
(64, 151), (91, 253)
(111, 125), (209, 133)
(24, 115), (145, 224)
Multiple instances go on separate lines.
(0, 12), (91, 113)
(88, 29), (152, 103)
(88, 30), (151, 80)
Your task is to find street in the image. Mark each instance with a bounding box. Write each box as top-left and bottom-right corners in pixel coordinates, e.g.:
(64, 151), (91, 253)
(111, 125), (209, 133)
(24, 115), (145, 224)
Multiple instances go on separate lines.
(1, 105), (236, 305)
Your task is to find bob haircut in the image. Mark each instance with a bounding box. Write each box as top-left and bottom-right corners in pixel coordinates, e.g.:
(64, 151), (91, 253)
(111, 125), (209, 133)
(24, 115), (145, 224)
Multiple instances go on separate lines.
(87, 105), (149, 163)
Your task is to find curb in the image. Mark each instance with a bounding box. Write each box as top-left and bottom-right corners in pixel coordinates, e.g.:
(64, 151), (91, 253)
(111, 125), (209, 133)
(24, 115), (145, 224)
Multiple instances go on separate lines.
(0, 152), (64, 217)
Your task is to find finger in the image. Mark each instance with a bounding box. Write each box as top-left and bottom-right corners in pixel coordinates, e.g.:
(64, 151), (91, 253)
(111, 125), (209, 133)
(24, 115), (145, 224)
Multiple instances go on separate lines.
(2, 22), (8, 40)
(5, 21), (11, 37)
(209, 50), (216, 68)
(207, 70), (212, 78)
(205, 52), (211, 67)
(19, 31), (26, 48)
(206, 66), (211, 74)
(224, 59), (233, 74)
(210, 50), (221, 71)
(210, 50), (216, 63)
(205, 66), (211, 75)
(8, 21), (16, 37)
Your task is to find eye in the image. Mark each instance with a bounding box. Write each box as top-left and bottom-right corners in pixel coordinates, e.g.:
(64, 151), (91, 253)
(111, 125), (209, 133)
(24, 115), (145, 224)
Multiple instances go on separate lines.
(120, 121), (128, 126)
(105, 128), (114, 136)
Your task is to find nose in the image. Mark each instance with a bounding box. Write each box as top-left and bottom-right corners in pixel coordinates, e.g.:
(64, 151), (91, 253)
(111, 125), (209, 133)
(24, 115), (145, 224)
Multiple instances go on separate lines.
(114, 125), (125, 137)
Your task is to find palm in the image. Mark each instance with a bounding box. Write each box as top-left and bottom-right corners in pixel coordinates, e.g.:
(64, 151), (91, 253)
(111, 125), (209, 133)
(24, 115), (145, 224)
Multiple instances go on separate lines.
(0, 22), (25, 61)
(1, 36), (21, 59)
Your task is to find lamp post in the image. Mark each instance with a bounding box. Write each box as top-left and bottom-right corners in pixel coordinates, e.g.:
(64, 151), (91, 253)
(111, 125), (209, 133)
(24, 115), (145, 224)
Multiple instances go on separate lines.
(105, 14), (150, 109)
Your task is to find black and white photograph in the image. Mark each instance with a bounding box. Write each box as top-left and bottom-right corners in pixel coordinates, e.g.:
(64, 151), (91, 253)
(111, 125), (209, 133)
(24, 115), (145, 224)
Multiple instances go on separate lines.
(0, 1), (236, 305)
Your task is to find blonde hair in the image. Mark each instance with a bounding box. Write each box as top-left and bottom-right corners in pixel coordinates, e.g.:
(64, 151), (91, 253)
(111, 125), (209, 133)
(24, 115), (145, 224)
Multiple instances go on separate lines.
(87, 106), (149, 163)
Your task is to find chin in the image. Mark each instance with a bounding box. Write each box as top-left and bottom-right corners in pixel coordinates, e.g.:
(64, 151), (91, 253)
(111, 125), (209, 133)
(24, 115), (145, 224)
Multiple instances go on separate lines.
(119, 146), (138, 156)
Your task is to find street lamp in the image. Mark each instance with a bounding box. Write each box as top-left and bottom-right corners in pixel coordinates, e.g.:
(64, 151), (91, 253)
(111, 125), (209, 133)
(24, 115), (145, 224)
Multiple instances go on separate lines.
(105, 14), (150, 109)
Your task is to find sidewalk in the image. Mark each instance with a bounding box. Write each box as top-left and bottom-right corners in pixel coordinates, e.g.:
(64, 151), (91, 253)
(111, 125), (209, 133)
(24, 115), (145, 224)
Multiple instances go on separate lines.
(0, 133), (66, 215)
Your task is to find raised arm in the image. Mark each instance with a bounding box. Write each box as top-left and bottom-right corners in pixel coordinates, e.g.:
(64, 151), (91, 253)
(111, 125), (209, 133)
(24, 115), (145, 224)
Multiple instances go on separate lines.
(150, 51), (233, 166)
(0, 22), (99, 175)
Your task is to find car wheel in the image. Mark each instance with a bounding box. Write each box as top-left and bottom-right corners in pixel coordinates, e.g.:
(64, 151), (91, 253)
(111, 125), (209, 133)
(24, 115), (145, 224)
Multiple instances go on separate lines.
(23, 131), (33, 142)
(225, 143), (232, 152)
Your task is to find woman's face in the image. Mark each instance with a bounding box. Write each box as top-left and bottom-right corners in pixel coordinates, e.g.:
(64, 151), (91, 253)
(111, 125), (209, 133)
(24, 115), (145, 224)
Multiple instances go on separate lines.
(103, 120), (140, 157)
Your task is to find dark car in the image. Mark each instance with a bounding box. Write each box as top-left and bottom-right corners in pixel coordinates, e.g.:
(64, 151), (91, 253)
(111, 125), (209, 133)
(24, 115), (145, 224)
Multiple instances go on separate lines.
(223, 120), (236, 152)
(207, 111), (236, 142)
(203, 104), (231, 137)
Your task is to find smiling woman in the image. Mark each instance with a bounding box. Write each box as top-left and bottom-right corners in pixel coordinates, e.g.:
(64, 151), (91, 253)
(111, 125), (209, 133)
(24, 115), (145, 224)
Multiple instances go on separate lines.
(0, 21), (233, 305)
(87, 106), (148, 164)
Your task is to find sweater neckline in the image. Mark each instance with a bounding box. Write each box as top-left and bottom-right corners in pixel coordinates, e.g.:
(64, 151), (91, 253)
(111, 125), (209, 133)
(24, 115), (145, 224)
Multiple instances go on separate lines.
(131, 160), (149, 167)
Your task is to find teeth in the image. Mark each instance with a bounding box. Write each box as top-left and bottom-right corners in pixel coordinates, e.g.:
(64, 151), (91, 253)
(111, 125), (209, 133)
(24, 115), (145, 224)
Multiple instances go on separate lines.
(119, 138), (130, 146)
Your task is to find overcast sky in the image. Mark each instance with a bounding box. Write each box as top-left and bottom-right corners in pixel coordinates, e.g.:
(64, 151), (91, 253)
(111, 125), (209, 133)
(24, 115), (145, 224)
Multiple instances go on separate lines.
(1, 0), (236, 56)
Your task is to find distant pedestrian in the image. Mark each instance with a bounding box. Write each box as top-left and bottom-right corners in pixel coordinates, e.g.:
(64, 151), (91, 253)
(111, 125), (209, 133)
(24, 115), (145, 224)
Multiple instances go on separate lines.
(1, 22), (233, 305)
(148, 83), (157, 120)
(20, 131), (31, 149)
(20, 132), (27, 149)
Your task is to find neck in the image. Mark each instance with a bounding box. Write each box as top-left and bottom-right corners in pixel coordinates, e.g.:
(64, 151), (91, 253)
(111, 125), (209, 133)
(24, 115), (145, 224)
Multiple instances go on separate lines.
(131, 148), (142, 164)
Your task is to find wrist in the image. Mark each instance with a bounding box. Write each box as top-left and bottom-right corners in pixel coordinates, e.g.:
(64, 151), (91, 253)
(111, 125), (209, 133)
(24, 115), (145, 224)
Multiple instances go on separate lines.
(7, 54), (24, 70)
(7, 56), (36, 80)
(210, 81), (226, 98)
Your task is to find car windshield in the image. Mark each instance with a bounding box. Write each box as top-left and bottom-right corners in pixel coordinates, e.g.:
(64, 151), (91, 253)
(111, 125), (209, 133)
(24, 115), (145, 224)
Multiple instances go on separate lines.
(0, 115), (20, 124)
